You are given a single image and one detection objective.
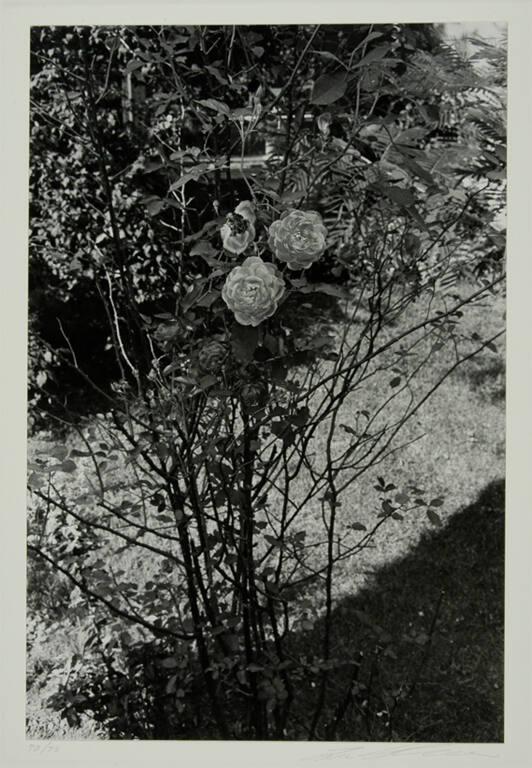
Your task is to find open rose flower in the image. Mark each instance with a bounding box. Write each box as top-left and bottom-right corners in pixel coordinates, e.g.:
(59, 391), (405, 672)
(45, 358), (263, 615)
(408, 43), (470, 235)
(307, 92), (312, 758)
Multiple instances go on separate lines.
(220, 201), (256, 255)
(222, 255), (285, 327)
(268, 209), (328, 270)
(198, 340), (227, 373)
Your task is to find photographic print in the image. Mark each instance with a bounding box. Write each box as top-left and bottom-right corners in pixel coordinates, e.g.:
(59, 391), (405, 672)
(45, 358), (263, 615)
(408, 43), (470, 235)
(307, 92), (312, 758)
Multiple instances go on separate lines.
(26, 22), (506, 741)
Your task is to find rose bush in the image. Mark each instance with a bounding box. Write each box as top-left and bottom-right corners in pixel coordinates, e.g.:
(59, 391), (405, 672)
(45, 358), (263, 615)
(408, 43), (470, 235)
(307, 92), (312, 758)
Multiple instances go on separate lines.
(222, 255), (285, 327)
(268, 210), (328, 270)
(28, 24), (506, 743)
(220, 201), (256, 255)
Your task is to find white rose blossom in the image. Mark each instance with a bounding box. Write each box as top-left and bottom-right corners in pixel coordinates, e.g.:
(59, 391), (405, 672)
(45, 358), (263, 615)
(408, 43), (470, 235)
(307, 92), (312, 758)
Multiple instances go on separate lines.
(222, 255), (285, 327)
(268, 209), (328, 270)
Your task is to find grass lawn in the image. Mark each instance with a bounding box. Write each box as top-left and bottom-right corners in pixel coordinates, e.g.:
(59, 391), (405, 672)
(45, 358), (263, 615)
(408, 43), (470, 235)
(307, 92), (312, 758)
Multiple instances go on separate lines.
(265, 281), (505, 606)
(26, 280), (505, 741)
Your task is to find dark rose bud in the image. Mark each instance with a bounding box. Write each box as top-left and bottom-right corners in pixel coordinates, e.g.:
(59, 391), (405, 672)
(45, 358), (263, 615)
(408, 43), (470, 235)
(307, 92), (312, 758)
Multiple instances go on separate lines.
(198, 340), (227, 373)
(241, 381), (268, 411)
(154, 321), (180, 344)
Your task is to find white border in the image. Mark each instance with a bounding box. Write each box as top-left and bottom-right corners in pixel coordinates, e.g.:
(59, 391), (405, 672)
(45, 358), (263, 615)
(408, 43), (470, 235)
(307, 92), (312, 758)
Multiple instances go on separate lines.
(1, 1), (531, 766)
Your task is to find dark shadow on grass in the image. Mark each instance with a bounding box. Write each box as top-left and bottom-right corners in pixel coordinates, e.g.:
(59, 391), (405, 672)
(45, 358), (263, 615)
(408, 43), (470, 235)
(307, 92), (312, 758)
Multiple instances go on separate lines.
(458, 355), (506, 404)
(296, 478), (505, 742)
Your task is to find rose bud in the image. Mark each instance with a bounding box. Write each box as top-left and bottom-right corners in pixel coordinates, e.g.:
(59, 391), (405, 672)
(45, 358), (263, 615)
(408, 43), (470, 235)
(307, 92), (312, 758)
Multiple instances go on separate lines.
(198, 340), (227, 373)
